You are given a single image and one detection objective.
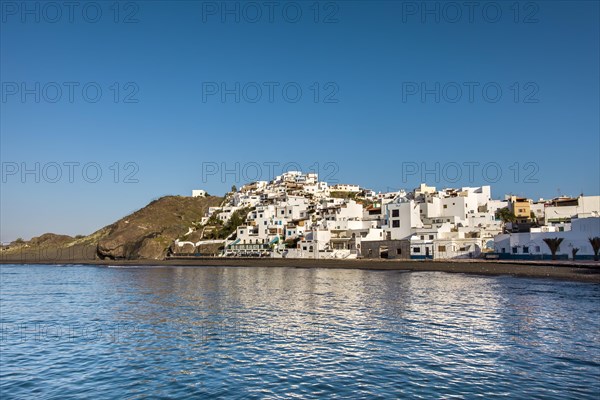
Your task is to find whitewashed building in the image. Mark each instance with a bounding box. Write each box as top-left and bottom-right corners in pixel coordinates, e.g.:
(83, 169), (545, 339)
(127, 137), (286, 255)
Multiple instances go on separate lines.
(494, 217), (600, 260)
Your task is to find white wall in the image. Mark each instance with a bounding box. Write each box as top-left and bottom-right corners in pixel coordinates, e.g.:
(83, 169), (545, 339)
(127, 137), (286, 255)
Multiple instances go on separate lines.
(494, 217), (600, 256)
(545, 196), (600, 222)
(385, 200), (423, 240)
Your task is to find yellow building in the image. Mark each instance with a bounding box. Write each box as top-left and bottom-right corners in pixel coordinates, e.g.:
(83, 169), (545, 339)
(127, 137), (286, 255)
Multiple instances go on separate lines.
(508, 196), (532, 223)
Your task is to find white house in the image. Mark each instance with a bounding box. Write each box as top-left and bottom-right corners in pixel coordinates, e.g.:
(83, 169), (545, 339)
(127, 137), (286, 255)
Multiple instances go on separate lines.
(384, 198), (423, 240)
(544, 196), (600, 223)
(330, 184), (361, 192)
(494, 217), (600, 260)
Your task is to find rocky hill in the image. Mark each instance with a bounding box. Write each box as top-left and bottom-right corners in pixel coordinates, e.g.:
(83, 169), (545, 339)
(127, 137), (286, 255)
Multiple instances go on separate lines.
(1, 195), (223, 261)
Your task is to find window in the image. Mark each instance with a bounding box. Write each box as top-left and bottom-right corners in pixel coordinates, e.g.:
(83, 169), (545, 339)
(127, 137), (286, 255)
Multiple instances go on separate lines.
(420, 235), (424, 240)
(289, 210), (292, 214)
(438, 245), (446, 252)
(397, 248), (402, 255)
(281, 210), (284, 215)
(523, 246), (529, 253)
(502, 248), (506, 253)
(392, 220), (400, 228)
(535, 246), (540, 252)
(264, 221), (267, 225)
(443, 205), (448, 209)
(240, 230), (244, 234)
(392, 209), (399, 217)
(368, 249), (373, 255)
(413, 247), (421, 253)
(429, 235), (434, 240)
(512, 247), (518, 254)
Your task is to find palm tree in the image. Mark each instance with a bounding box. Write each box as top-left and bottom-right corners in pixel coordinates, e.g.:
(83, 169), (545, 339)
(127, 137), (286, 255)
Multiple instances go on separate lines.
(495, 207), (516, 223)
(589, 237), (600, 261)
(543, 238), (564, 260)
(571, 247), (579, 260)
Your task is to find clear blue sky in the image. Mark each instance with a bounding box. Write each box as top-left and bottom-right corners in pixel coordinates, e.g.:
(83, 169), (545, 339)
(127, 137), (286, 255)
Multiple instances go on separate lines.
(1, 1), (599, 241)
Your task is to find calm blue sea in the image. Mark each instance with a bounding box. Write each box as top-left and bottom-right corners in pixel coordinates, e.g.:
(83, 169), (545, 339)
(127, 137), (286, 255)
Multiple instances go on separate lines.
(1, 265), (599, 398)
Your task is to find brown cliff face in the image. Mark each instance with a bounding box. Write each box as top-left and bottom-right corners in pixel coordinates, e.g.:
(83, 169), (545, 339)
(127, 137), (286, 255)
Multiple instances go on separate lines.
(1, 196), (223, 262)
(96, 196), (222, 260)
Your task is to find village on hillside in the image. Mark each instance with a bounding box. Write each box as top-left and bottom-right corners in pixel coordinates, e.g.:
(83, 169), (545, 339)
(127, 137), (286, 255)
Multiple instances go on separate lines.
(172, 171), (600, 261)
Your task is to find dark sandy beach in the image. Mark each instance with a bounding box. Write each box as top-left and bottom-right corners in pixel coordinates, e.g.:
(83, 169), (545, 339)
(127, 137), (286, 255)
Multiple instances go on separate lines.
(2, 256), (599, 283)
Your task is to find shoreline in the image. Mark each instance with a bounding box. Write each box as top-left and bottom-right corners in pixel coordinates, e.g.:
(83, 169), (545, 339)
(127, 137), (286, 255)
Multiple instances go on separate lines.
(1, 257), (599, 283)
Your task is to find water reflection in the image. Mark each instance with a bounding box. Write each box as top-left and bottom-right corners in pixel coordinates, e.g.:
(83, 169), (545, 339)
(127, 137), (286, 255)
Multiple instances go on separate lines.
(1, 265), (599, 399)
